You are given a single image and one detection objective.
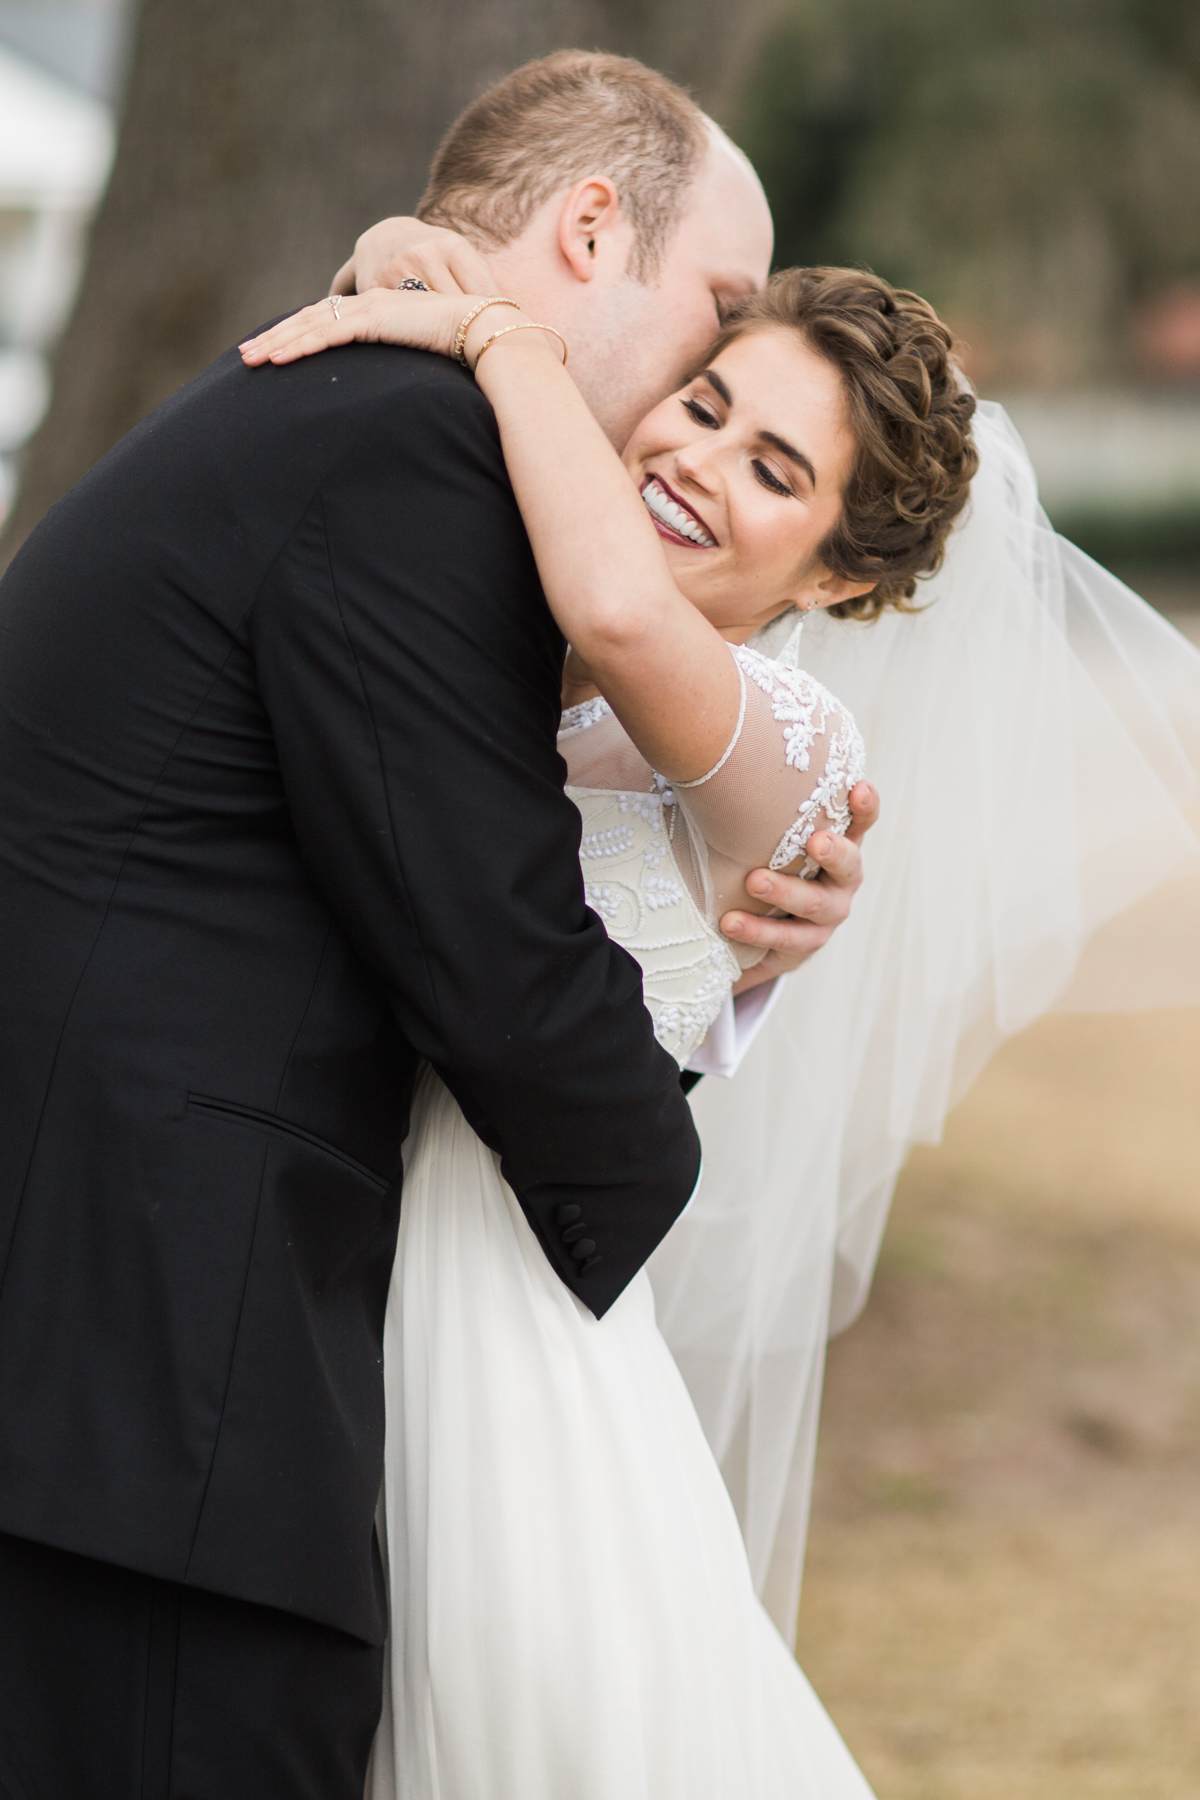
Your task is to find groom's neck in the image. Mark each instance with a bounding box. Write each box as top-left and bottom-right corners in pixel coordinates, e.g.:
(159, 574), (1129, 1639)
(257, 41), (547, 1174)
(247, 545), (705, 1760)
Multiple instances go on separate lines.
(477, 239), (645, 449)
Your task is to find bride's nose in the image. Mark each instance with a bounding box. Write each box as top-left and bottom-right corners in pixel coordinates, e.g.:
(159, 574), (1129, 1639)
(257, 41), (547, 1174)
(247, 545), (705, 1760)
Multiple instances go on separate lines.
(672, 436), (719, 494)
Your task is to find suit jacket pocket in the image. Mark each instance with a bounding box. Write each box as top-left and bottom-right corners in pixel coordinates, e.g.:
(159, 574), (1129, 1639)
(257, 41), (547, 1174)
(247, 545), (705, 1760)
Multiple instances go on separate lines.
(186, 1094), (391, 1193)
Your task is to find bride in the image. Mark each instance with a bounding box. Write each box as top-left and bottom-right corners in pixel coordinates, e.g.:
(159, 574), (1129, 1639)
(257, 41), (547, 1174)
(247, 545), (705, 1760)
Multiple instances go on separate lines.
(242, 251), (1200, 1796)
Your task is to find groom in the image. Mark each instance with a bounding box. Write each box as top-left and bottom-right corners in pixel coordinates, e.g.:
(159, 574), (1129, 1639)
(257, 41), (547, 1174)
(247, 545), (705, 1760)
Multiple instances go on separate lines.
(0, 51), (870, 1800)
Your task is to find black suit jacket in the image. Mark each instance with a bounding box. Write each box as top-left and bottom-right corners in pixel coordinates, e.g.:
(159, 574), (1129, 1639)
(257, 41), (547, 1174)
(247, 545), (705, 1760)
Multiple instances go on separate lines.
(0, 341), (700, 1643)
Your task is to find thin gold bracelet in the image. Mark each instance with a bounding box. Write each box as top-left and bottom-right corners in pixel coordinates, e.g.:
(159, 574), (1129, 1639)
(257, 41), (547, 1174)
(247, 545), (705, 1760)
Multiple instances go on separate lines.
(472, 321), (568, 371)
(452, 298), (521, 368)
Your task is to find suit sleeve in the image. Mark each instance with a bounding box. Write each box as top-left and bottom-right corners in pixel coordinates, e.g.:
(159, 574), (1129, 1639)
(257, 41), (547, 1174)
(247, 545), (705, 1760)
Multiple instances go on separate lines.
(250, 365), (700, 1317)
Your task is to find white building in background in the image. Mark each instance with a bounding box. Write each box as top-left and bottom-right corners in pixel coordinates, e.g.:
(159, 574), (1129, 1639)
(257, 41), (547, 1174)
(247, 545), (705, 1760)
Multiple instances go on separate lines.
(0, 38), (113, 519)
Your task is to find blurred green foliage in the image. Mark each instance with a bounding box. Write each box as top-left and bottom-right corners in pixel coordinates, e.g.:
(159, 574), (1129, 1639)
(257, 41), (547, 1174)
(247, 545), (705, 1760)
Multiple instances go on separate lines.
(735, 0), (1200, 389)
(1044, 501), (1200, 579)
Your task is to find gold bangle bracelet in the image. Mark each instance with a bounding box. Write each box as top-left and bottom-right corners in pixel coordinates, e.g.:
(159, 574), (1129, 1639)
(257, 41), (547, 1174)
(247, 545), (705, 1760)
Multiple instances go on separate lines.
(472, 321), (568, 370)
(452, 298), (521, 368)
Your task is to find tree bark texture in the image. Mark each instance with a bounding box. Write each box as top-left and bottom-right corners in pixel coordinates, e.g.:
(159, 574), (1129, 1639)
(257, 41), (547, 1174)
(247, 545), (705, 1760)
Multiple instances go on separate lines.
(2, 0), (773, 560)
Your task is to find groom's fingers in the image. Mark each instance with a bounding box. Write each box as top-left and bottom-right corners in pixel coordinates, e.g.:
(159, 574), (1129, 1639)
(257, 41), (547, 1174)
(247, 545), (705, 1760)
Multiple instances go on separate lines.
(738, 833), (864, 926)
(844, 781), (880, 845)
(720, 876), (832, 956)
(729, 931), (832, 988)
(719, 812), (872, 972)
(803, 828), (865, 900)
(722, 914), (833, 979)
(721, 890), (829, 947)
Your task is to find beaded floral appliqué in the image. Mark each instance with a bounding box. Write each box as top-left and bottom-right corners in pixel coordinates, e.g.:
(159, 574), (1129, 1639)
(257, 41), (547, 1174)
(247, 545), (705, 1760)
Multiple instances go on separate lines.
(580, 824), (637, 860)
(583, 882), (622, 922)
(558, 695), (612, 739)
(616, 790), (671, 871)
(733, 644), (866, 873)
(557, 642), (865, 1060)
(567, 786), (739, 1065)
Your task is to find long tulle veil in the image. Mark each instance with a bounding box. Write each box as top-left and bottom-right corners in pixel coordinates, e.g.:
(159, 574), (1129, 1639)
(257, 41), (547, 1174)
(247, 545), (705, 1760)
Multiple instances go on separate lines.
(648, 400), (1200, 1641)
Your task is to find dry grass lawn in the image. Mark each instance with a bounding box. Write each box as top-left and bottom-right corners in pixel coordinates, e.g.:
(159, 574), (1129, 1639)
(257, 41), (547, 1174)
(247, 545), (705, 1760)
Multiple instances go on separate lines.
(797, 1007), (1200, 1799)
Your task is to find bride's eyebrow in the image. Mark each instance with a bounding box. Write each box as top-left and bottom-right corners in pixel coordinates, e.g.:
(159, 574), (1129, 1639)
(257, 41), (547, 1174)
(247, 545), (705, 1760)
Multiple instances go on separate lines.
(698, 369), (733, 406)
(759, 430), (816, 488)
(698, 369), (817, 487)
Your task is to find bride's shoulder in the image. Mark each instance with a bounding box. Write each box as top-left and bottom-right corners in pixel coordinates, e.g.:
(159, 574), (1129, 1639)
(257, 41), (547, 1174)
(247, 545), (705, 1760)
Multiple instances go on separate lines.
(730, 642), (859, 744)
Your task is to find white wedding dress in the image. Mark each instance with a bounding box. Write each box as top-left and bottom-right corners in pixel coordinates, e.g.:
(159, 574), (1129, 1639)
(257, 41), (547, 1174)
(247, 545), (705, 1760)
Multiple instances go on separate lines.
(366, 642), (876, 1800)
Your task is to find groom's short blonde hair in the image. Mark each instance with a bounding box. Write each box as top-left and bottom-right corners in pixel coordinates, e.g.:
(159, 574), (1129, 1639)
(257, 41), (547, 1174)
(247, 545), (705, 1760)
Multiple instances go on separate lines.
(417, 52), (709, 282)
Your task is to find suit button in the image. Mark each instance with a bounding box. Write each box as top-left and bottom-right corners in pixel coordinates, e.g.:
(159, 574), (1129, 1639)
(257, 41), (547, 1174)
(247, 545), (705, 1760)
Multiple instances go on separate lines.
(561, 1222), (589, 1243)
(556, 1204), (582, 1226)
(569, 1238), (597, 1261)
(579, 1254), (603, 1274)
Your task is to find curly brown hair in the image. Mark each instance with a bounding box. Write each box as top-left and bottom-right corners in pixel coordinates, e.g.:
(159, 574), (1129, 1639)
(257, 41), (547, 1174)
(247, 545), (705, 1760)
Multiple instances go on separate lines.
(704, 268), (978, 621)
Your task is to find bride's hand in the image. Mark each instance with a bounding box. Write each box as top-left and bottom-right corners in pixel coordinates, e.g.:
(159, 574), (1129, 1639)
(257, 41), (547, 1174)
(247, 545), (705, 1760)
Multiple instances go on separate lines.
(238, 288), (476, 368)
(329, 216), (497, 298)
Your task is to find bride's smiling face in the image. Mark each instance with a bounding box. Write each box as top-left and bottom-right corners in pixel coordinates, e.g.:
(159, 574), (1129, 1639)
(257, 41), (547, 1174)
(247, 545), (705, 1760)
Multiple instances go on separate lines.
(620, 327), (867, 637)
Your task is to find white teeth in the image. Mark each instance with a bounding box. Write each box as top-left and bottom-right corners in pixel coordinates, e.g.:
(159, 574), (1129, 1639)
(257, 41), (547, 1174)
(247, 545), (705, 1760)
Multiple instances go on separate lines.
(641, 479), (715, 547)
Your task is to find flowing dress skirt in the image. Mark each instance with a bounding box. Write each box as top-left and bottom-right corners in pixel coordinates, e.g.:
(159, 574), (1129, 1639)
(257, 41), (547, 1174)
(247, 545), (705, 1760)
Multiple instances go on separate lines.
(367, 1067), (876, 1800)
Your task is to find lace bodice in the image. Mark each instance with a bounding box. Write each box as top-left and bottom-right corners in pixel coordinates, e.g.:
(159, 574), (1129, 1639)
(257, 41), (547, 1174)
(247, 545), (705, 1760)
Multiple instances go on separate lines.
(561, 641), (865, 1064)
(568, 788), (742, 1065)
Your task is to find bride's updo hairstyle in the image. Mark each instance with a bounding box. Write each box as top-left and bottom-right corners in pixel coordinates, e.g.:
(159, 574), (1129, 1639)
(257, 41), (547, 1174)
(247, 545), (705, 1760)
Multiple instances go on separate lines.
(710, 269), (978, 621)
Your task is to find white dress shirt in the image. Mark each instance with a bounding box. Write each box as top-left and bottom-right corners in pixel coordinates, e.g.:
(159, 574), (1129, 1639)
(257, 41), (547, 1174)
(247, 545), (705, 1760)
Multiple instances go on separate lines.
(684, 979), (781, 1080)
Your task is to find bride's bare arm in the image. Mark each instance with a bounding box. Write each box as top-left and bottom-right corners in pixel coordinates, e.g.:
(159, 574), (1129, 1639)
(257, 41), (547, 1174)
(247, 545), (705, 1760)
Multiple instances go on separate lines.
(241, 291), (742, 786)
(242, 284), (881, 979)
(473, 325), (745, 785)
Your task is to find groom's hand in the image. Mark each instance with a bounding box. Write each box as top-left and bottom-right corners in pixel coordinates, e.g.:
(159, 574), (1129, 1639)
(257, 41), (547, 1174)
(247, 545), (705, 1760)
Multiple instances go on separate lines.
(723, 782), (879, 993)
(331, 217), (497, 298)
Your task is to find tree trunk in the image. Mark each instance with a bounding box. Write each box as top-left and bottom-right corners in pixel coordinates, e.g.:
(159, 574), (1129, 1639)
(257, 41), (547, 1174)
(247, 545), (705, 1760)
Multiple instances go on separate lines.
(2, 0), (772, 561)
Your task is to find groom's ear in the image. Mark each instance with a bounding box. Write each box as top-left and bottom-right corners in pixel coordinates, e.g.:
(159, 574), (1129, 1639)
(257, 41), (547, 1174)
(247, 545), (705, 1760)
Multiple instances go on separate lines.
(557, 177), (629, 283)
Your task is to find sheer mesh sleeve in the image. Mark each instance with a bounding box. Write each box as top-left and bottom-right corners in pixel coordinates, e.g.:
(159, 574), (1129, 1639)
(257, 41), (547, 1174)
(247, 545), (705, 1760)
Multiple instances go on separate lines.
(672, 643), (866, 922)
(558, 643), (866, 970)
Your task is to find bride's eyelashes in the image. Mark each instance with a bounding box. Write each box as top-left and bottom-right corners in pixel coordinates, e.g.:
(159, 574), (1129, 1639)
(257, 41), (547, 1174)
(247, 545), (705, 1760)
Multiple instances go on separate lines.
(679, 392), (796, 499)
(682, 395), (719, 429)
(752, 459), (794, 498)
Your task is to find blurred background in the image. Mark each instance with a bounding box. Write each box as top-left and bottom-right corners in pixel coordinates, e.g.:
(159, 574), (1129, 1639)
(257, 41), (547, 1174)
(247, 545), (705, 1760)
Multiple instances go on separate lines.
(1, 2), (1198, 1792)
(736, 0), (1200, 630)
